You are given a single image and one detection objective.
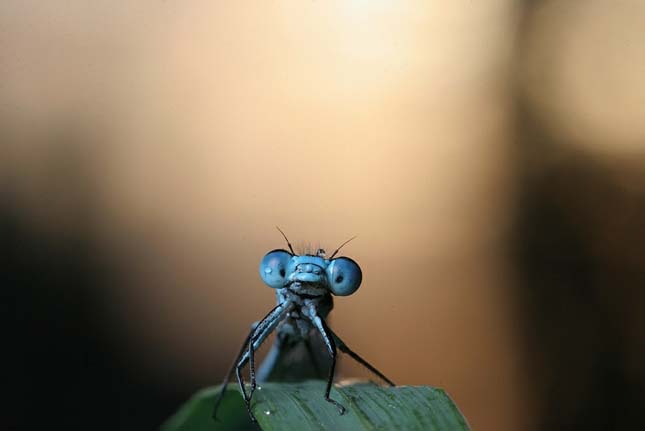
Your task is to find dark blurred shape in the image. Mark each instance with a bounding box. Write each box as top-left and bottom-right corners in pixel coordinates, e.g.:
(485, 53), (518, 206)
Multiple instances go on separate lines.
(1, 140), (184, 431)
(513, 155), (645, 430)
(513, 3), (645, 428)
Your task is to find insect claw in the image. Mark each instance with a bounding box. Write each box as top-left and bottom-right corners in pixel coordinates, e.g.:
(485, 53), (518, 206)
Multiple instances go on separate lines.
(325, 397), (346, 415)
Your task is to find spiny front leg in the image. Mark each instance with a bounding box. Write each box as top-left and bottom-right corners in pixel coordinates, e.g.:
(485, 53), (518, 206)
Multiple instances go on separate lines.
(310, 309), (346, 415)
(247, 304), (290, 403)
(236, 301), (293, 422)
(235, 310), (276, 422)
(212, 321), (258, 420)
(248, 335), (256, 394)
(235, 354), (254, 422)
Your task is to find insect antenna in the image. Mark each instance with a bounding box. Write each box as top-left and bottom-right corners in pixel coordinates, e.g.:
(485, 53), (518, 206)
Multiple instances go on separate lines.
(276, 226), (296, 255)
(329, 235), (357, 259)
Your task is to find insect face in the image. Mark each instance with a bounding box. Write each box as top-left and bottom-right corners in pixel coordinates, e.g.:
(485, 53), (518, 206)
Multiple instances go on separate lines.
(259, 250), (362, 295)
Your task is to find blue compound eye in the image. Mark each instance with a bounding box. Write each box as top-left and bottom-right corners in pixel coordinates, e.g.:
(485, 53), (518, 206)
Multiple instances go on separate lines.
(326, 257), (362, 296)
(259, 249), (292, 288)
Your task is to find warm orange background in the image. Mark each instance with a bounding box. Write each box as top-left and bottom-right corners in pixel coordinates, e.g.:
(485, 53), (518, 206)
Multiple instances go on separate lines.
(3, 2), (645, 430)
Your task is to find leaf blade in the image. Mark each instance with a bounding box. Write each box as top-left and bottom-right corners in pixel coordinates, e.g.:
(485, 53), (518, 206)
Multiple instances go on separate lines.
(163, 381), (470, 431)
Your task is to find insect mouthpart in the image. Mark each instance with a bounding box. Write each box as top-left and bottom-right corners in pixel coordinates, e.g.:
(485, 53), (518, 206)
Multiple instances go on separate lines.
(296, 263), (322, 274)
(289, 265), (326, 284)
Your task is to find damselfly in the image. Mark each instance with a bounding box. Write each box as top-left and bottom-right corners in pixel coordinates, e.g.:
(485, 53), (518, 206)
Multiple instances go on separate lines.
(212, 228), (395, 423)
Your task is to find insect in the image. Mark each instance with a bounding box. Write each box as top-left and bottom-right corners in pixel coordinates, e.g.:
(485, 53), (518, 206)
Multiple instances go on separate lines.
(212, 228), (395, 423)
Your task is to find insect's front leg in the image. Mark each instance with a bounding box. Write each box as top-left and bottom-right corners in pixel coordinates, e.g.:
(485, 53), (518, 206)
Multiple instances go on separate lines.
(212, 321), (259, 420)
(247, 302), (293, 398)
(236, 301), (293, 421)
(307, 304), (346, 415)
(234, 311), (277, 410)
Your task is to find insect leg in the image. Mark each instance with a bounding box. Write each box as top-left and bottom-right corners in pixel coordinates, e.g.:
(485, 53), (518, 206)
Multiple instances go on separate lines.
(331, 329), (396, 386)
(247, 304), (293, 401)
(236, 302), (292, 421)
(212, 321), (258, 420)
(311, 313), (346, 415)
(233, 306), (280, 421)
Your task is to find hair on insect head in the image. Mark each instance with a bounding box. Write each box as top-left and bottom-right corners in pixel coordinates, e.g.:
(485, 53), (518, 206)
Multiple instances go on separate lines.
(275, 227), (356, 259)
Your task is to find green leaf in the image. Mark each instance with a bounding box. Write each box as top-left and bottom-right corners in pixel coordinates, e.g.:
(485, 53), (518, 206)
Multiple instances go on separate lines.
(162, 381), (470, 431)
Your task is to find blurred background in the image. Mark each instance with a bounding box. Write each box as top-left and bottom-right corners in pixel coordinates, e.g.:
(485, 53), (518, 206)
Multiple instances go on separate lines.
(2, 1), (644, 430)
